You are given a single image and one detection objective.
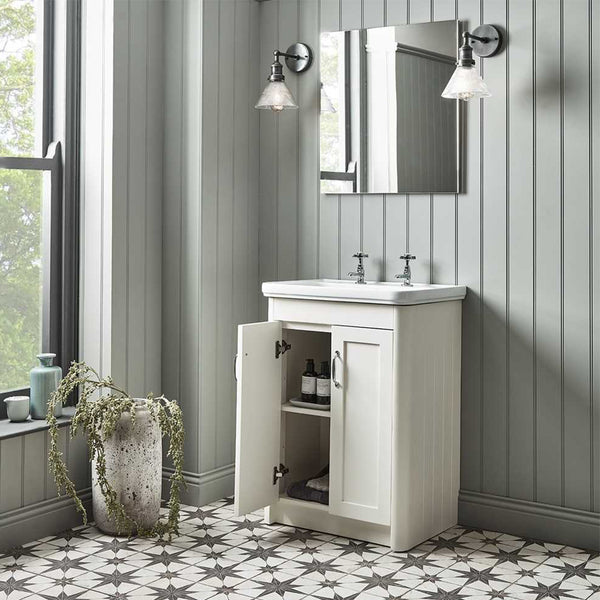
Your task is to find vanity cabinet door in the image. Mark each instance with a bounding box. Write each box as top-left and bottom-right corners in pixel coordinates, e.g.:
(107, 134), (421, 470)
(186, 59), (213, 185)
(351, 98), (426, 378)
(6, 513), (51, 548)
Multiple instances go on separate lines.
(234, 321), (283, 517)
(329, 326), (393, 525)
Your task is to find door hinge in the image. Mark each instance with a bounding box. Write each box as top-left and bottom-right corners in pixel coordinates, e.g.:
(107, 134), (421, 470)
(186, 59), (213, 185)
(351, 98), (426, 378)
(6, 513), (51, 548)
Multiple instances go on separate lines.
(273, 463), (289, 485)
(275, 339), (292, 359)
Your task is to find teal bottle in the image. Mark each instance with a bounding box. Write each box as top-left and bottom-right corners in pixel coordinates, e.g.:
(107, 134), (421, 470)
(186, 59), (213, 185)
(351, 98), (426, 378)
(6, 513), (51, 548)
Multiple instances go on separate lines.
(30, 353), (62, 420)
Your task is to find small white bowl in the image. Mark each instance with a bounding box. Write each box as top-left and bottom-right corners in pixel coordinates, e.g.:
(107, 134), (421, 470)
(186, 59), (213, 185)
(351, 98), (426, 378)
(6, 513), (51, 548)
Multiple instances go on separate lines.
(4, 396), (30, 422)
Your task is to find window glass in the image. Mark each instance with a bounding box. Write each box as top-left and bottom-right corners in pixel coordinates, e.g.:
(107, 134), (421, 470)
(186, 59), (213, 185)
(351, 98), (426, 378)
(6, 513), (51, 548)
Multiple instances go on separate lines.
(0, 0), (43, 157)
(0, 168), (44, 391)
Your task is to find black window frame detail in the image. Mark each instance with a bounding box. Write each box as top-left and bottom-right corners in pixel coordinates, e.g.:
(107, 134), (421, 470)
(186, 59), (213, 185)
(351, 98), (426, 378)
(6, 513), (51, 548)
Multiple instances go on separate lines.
(0, 0), (81, 414)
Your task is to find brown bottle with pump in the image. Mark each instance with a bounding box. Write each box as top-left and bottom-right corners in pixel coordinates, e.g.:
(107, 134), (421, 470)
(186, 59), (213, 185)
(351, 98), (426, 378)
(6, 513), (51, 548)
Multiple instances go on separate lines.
(316, 361), (331, 405)
(301, 359), (317, 403)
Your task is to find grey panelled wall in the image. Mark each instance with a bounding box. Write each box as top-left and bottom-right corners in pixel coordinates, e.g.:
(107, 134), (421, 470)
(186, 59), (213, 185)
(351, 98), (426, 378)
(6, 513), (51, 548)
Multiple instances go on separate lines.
(395, 52), (456, 192)
(257, 0), (599, 545)
(80, 0), (163, 397)
(162, 0), (261, 503)
(0, 429), (89, 551)
(0, 430), (88, 512)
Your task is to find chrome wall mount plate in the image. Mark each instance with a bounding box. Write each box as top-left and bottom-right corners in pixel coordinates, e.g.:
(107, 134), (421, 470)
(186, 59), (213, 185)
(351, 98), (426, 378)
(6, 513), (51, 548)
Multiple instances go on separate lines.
(285, 43), (313, 73)
(469, 24), (502, 58)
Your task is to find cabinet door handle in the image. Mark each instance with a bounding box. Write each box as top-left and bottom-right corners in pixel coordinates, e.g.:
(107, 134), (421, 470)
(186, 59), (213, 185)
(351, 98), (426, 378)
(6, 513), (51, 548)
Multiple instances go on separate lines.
(233, 354), (238, 382)
(332, 351), (342, 388)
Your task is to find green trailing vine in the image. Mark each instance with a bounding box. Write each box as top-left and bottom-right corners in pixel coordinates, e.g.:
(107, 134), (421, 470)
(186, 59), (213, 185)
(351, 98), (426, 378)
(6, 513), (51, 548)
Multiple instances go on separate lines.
(47, 361), (185, 539)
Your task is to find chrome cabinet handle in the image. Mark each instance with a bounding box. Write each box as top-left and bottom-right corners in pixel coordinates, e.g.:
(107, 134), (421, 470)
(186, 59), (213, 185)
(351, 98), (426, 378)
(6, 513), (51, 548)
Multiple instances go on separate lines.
(332, 351), (342, 388)
(233, 354), (238, 381)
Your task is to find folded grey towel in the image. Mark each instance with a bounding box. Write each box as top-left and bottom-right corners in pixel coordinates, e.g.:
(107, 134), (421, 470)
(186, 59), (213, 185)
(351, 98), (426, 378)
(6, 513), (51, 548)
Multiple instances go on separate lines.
(306, 473), (329, 492)
(286, 465), (329, 505)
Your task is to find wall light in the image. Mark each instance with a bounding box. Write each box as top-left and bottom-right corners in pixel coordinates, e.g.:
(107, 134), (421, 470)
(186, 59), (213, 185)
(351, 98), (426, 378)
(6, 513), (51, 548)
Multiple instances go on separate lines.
(442, 25), (503, 101)
(255, 43), (313, 112)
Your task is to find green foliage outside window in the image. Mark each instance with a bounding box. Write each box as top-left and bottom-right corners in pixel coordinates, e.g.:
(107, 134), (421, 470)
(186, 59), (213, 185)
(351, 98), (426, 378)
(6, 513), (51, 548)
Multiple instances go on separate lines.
(0, 0), (43, 391)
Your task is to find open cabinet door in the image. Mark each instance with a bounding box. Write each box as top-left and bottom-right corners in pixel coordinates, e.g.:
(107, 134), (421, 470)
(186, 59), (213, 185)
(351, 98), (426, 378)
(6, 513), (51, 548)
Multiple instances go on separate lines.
(234, 321), (283, 516)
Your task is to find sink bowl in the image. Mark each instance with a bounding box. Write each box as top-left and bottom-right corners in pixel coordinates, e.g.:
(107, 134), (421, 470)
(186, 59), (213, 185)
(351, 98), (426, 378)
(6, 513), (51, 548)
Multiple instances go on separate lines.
(262, 279), (466, 305)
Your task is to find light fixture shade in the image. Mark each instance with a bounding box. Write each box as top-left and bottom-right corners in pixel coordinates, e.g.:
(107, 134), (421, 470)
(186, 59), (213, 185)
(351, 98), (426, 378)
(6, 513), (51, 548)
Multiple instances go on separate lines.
(255, 81), (298, 111)
(441, 65), (491, 101)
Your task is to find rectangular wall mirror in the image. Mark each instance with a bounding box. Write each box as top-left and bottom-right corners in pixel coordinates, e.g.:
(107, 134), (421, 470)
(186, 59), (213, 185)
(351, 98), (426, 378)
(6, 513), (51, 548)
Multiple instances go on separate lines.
(320, 20), (460, 195)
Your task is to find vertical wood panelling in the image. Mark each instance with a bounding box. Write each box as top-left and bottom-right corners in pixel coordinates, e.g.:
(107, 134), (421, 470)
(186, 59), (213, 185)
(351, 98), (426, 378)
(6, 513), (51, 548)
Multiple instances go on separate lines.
(259, 0), (279, 318)
(162, 0), (183, 410)
(0, 438), (23, 511)
(248, 0), (261, 324)
(298, 0), (320, 279)
(338, 0), (363, 280)
(200, 0), (216, 474)
(277, 0), (300, 282)
(145, 1), (164, 398)
(233, 0), (253, 463)
(126, 0), (148, 396)
(162, 0), (260, 489)
(507, 0), (534, 501)
(480, 0), (508, 497)
(110, 0), (129, 389)
(216, 0), (236, 467)
(23, 432), (45, 506)
(593, 0), (600, 514)
(385, 198), (407, 280)
(535, 0), (563, 507)
(257, 0), (599, 515)
(456, 0), (483, 493)
(562, 0), (591, 511)
(406, 0), (432, 285)
(81, 0), (163, 392)
(431, 0), (457, 285)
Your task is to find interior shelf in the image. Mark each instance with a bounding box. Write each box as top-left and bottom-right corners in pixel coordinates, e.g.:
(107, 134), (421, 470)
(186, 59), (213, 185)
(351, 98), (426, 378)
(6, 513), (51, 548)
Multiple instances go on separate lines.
(281, 401), (331, 418)
(278, 495), (329, 511)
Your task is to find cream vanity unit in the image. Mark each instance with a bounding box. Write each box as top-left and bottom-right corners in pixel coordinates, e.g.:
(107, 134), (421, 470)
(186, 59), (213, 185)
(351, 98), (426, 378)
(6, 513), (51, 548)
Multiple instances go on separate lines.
(234, 279), (466, 551)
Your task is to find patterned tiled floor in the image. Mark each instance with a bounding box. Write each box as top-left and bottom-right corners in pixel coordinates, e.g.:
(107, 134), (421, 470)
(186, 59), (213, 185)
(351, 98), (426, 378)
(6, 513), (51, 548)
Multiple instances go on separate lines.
(1, 497), (598, 600)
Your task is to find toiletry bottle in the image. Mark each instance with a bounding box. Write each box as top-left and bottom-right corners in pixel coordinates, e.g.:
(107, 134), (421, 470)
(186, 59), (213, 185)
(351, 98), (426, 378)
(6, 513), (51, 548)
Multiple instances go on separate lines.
(301, 359), (317, 403)
(316, 361), (331, 405)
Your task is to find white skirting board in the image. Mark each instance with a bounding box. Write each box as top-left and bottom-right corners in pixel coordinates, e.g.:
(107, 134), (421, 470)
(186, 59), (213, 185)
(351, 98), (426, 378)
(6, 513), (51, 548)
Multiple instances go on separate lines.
(0, 489), (92, 553)
(161, 464), (234, 508)
(458, 490), (600, 552)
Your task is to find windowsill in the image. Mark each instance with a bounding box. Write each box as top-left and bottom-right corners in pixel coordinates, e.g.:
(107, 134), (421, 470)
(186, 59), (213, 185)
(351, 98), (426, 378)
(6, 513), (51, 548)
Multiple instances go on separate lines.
(0, 406), (76, 441)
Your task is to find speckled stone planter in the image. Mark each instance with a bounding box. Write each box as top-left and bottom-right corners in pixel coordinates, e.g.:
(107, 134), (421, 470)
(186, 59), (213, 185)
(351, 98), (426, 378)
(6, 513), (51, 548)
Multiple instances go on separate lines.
(92, 399), (162, 535)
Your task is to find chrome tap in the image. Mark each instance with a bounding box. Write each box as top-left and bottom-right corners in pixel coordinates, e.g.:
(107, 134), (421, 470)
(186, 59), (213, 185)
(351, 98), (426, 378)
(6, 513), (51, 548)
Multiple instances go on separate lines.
(348, 252), (368, 284)
(395, 253), (416, 286)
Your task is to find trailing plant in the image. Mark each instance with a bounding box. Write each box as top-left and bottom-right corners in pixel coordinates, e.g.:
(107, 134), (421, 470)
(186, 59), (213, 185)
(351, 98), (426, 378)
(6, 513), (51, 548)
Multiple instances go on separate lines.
(47, 361), (185, 539)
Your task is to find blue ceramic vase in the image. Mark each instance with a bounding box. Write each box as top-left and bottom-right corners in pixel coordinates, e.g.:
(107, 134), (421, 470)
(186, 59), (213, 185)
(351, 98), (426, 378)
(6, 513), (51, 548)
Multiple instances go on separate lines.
(30, 353), (62, 420)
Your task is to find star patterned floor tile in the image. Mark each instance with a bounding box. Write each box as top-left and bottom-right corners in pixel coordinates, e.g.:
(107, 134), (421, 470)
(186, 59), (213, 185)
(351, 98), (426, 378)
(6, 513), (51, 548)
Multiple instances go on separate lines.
(502, 578), (595, 600)
(1, 496), (598, 600)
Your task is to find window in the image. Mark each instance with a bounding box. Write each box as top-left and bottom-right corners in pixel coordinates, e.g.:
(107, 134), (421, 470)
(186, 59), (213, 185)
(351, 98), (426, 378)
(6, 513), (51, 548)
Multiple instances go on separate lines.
(0, 0), (79, 405)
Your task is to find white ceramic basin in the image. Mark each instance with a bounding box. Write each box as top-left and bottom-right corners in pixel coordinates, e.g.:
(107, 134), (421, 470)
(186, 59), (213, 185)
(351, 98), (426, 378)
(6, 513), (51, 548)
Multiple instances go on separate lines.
(262, 279), (466, 305)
